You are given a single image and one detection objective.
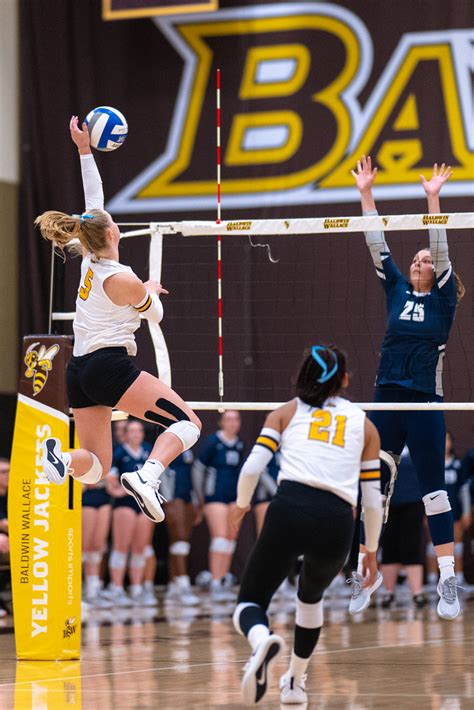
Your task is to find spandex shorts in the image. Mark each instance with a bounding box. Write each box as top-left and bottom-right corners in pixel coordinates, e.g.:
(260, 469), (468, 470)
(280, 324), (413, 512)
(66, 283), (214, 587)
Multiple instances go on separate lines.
(67, 347), (140, 409)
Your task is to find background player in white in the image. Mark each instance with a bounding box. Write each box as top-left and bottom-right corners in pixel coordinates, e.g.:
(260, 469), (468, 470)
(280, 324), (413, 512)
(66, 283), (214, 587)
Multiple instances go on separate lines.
(231, 346), (383, 706)
(36, 117), (201, 525)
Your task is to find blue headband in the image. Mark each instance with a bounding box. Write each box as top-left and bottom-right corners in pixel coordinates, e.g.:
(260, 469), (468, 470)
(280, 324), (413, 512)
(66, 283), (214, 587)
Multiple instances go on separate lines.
(72, 213), (94, 223)
(311, 346), (339, 383)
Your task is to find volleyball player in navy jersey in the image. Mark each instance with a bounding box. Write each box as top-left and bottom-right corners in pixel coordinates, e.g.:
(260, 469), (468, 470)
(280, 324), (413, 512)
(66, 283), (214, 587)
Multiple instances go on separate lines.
(106, 420), (157, 606)
(252, 453), (280, 535)
(351, 157), (465, 619)
(192, 410), (245, 600)
(159, 450), (200, 605)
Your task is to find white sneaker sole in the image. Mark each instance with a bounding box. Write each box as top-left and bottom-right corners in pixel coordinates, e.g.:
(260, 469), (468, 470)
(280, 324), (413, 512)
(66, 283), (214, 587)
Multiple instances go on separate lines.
(241, 634), (285, 706)
(436, 582), (461, 620)
(349, 572), (383, 615)
(121, 471), (165, 523)
(41, 437), (67, 485)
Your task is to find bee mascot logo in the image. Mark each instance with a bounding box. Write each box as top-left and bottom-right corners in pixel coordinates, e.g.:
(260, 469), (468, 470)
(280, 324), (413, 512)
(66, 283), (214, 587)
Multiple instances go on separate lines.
(24, 342), (60, 396)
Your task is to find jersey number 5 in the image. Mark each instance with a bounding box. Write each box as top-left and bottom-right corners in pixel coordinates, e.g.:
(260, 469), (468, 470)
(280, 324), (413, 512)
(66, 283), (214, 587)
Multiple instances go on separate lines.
(308, 410), (347, 448)
(79, 267), (94, 301)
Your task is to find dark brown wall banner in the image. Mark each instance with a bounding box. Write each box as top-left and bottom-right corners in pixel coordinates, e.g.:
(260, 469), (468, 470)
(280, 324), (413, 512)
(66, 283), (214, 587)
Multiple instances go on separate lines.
(19, 1), (474, 447)
(103, 0), (218, 21)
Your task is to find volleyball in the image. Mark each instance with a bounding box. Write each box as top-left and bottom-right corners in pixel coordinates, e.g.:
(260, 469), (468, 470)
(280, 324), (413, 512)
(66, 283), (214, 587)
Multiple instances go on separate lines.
(84, 106), (128, 152)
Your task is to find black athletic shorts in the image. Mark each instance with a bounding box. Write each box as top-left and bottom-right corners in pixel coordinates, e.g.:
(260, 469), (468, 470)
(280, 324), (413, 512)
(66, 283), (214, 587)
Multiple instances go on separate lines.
(67, 347), (141, 409)
(381, 501), (425, 566)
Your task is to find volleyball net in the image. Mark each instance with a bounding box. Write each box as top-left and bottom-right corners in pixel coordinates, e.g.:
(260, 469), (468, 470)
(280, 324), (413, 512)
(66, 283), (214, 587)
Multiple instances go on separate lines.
(50, 211), (474, 413)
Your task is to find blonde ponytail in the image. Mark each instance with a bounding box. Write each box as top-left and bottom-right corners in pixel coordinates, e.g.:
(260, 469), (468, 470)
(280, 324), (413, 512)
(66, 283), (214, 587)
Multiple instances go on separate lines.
(35, 209), (110, 258)
(454, 272), (465, 303)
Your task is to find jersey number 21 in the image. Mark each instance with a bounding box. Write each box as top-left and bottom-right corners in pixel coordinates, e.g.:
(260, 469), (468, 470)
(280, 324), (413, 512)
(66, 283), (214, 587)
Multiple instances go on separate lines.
(308, 410), (347, 448)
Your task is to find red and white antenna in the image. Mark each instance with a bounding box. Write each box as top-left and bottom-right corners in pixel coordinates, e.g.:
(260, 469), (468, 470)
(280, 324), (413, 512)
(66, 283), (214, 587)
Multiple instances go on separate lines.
(216, 68), (224, 403)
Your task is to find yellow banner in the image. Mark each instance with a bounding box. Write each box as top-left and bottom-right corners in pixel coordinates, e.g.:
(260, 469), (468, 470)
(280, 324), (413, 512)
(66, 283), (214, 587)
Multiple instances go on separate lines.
(14, 661), (82, 709)
(9, 395), (82, 660)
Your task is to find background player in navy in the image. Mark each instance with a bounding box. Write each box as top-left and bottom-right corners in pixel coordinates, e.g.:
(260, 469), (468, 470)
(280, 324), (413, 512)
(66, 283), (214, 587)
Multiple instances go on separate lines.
(426, 432), (471, 584)
(379, 446), (426, 609)
(252, 452), (280, 536)
(352, 156), (465, 619)
(160, 450), (200, 605)
(106, 420), (157, 606)
(192, 410), (245, 600)
(82, 472), (112, 608)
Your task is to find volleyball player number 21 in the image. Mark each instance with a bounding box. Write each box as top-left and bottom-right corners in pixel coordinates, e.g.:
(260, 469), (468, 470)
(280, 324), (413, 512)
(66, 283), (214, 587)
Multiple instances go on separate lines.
(308, 410), (347, 447)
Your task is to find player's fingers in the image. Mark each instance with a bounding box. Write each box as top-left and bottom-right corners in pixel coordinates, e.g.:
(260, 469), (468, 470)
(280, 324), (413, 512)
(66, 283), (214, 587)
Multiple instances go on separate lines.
(357, 160), (362, 173)
(433, 162), (438, 175)
(351, 170), (357, 178)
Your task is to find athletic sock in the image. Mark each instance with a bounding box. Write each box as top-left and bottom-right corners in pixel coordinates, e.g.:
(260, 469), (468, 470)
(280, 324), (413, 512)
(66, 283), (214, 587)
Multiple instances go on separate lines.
(129, 584), (142, 596)
(438, 555), (455, 582)
(248, 624), (270, 650)
(289, 651), (310, 683)
(86, 575), (100, 598)
(141, 459), (164, 482)
(143, 581), (155, 592)
(357, 552), (365, 576)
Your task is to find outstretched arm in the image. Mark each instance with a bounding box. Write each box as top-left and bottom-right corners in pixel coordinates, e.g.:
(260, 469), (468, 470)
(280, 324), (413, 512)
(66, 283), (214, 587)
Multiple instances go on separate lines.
(352, 156), (398, 284)
(420, 163), (452, 285)
(69, 115), (104, 212)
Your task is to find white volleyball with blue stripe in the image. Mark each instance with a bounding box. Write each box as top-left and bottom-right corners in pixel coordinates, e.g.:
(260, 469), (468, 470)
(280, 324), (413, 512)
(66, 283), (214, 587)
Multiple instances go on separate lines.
(85, 106), (128, 152)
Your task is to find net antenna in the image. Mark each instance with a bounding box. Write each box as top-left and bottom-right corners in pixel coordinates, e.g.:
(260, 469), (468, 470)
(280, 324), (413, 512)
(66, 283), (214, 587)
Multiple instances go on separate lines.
(216, 68), (224, 405)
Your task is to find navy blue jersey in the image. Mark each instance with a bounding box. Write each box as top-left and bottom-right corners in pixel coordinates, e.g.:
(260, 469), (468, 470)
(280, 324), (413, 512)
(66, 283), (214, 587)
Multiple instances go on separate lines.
(444, 456), (464, 519)
(253, 452), (280, 504)
(111, 442), (152, 475)
(199, 432), (245, 501)
(462, 449), (474, 497)
(376, 254), (456, 396)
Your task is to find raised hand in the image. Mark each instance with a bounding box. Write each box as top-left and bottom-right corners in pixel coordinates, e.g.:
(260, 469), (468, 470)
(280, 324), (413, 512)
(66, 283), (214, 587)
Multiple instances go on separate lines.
(420, 163), (452, 197)
(69, 115), (91, 154)
(351, 155), (378, 194)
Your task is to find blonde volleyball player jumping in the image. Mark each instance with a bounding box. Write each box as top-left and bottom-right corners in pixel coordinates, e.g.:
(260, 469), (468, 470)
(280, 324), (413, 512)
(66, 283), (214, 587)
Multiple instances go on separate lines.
(231, 346), (383, 706)
(35, 117), (201, 523)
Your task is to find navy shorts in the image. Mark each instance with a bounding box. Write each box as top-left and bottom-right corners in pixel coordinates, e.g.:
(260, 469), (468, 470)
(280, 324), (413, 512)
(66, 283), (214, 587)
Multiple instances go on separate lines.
(82, 486), (111, 509)
(381, 502), (425, 565)
(112, 495), (141, 514)
(204, 471), (238, 505)
(67, 347), (141, 409)
(159, 468), (193, 504)
(371, 385), (445, 497)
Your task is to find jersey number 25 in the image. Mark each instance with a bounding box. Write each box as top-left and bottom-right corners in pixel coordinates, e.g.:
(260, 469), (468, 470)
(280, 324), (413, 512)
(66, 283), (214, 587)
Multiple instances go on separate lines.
(308, 410), (347, 448)
(399, 300), (425, 322)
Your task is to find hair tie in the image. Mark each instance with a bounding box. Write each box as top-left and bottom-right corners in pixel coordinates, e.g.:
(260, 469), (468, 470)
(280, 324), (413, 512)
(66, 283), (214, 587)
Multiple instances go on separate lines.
(72, 213), (94, 223)
(311, 346), (338, 383)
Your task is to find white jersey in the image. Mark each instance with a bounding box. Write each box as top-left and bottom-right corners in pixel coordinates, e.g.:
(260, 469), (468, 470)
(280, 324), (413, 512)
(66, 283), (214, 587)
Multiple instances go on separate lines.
(73, 254), (141, 356)
(279, 396), (366, 506)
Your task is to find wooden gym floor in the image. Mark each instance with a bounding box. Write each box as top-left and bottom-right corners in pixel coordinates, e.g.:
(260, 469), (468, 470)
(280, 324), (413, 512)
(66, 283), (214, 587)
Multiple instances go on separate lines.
(0, 590), (472, 709)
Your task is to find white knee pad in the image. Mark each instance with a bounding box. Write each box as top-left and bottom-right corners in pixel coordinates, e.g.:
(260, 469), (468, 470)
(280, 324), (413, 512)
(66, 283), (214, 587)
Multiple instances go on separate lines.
(144, 545), (155, 560)
(84, 551), (103, 565)
(169, 540), (190, 556)
(296, 598), (323, 629)
(130, 553), (146, 570)
(78, 452), (103, 484)
(233, 602), (258, 636)
(422, 490), (451, 516)
(109, 549), (127, 570)
(426, 542), (436, 558)
(210, 537), (235, 554)
(167, 420), (200, 451)
(454, 542), (463, 557)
